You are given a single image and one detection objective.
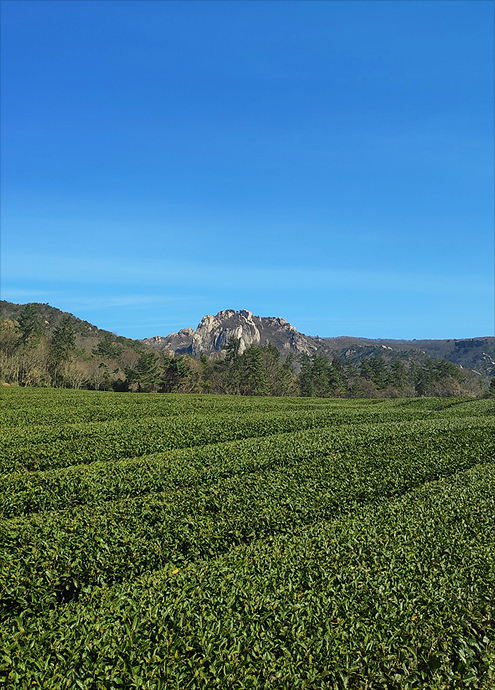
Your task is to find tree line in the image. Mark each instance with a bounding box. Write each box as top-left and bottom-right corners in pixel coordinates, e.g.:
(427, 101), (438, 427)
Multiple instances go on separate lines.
(1, 304), (491, 397)
(122, 338), (474, 398)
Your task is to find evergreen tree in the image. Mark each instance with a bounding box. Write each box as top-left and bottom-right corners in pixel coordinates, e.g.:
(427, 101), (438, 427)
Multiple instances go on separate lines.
(125, 352), (160, 392)
(298, 355), (315, 397)
(434, 359), (463, 381)
(223, 336), (241, 364)
(359, 358), (373, 381)
(51, 316), (76, 364)
(239, 345), (269, 396)
(344, 360), (358, 378)
(276, 352), (297, 396)
(260, 343), (290, 395)
(93, 336), (122, 358)
(160, 354), (192, 392)
(18, 304), (43, 345)
(390, 358), (407, 390)
(298, 354), (333, 397)
(368, 357), (388, 389)
(328, 356), (346, 395)
(221, 337), (242, 394)
(312, 354), (333, 396)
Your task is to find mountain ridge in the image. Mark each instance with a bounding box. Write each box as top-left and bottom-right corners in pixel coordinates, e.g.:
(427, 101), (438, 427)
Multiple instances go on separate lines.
(1, 301), (493, 385)
(142, 308), (495, 381)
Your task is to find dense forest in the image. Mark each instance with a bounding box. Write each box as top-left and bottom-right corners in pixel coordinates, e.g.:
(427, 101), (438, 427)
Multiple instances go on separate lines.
(1, 303), (492, 398)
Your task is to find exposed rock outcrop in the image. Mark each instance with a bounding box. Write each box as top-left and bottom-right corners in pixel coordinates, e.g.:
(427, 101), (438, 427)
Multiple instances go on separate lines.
(144, 328), (195, 356)
(142, 309), (318, 359)
(140, 308), (495, 384)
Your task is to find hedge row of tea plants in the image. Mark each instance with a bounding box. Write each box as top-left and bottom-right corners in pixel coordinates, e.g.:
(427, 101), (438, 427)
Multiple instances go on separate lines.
(0, 416), (491, 519)
(2, 463), (494, 689)
(1, 393), (489, 475)
(0, 388), (493, 688)
(1, 405), (400, 474)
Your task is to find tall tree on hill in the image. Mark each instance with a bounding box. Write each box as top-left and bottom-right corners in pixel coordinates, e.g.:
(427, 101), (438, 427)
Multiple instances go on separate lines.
(328, 356), (346, 396)
(298, 354), (315, 397)
(223, 336), (241, 364)
(160, 353), (192, 392)
(239, 344), (269, 396)
(368, 357), (388, 390)
(125, 352), (161, 392)
(264, 347), (296, 396)
(298, 354), (333, 397)
(50, 316), (76, 364)
(48, 316), (77, 387)
(390, 358), (408, 391)
(279, 353), (297, 396)
(359, 358), (373, 382)
(93, 336), (122, 359)
(18, 304), (43, 346)
(221, 337), (242, 394)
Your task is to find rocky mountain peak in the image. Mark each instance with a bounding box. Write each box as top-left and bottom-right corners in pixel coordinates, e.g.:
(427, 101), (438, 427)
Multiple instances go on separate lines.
(141, 310), (494, 385)
(142, 309), (317, 359)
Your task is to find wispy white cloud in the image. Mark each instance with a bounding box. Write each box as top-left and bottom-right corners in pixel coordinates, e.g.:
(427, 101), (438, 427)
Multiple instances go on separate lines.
(0, 288), (50, 300)
(0, 288), (198, 311)
(3, 250), (492, 297)
(64, 294), (197, 309)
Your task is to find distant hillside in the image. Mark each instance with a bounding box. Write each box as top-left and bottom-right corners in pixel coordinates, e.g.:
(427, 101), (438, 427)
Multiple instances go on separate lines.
(320, 336), (495, 381)
(0, 300), (137, 346)
(143, 308), (494, 385)
(1, 301), (492, 396)
(0, 300), (148, 390)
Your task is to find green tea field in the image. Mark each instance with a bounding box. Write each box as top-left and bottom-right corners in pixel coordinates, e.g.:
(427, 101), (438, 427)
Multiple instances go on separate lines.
(0, 389), (494, 689)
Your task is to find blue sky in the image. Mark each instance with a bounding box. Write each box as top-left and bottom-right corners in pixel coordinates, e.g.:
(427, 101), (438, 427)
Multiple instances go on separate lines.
(1, 0), (493, 339)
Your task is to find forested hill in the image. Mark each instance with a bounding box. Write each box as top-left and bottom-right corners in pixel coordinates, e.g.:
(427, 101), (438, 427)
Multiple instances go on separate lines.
(0, 300), (132, 343)
(320, 335), (495, 380)
(0, 300), (147, 391)
(0, 300), (493, 397)
(143, 308), (494, 381)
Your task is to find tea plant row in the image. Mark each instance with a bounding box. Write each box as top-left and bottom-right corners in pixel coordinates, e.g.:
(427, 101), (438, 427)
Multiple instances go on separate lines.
(0, 416), (491, 518)
(0, 389), (493, 688)
(0, 392), (489, 475)
(1, 417), (492, 621)
(1, 463), (494, 688)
